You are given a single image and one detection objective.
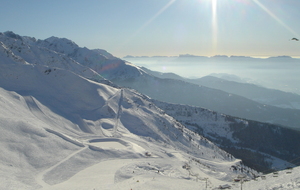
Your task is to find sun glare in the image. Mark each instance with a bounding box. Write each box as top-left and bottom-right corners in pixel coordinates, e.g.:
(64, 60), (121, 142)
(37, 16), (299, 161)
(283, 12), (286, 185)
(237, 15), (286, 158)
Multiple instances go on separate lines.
(253, 0), (298, 37)
(211, 0), (218, 54)
(207, 0), (299, 55)
(116, 0), (176, 53)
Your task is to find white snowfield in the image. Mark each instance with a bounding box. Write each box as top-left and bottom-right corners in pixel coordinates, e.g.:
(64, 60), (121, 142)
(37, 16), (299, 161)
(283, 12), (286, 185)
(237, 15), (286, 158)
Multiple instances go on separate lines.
(0, 32), (299, 190)
(0, 60), (250, 189)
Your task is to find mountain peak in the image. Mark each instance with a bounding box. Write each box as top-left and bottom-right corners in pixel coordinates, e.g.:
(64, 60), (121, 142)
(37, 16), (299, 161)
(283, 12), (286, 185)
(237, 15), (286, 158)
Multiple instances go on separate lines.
(2, 31), (23, 40)
(44, 36), (76, 45)
(41, 36), (79, 55)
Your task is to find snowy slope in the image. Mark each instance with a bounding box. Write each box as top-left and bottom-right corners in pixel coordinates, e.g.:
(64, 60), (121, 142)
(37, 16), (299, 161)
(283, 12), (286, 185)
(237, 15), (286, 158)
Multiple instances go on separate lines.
(115, 72), (300, 130)
(142, 67), (300, 110)
(0, 31), (111, 85)
(35, 33), (146, 81)
(2, 31), (300, 130)
(242, 166), (300, 190)
(0, 43), (257, 189)
(3, 31), (300, 189)
(152, 100), (300, 173)
(190, 75), (300, 110)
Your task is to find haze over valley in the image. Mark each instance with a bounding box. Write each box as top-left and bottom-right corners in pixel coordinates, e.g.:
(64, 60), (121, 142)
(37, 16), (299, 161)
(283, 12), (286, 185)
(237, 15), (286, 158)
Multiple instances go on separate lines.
(124, 55), (300, 96)
(2, 0), (300, 189)
(1, 31), (300, 190)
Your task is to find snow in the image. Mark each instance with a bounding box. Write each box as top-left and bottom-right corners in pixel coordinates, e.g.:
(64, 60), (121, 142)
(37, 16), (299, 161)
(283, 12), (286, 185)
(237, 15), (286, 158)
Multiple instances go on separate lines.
(0, 60), (255, 189)
(88, 138), (128, 150)
(241, 167), (300, 189)
(152, 101), (239, 144)
(1, 31), (299, 190)
(41, 159), (201, 190)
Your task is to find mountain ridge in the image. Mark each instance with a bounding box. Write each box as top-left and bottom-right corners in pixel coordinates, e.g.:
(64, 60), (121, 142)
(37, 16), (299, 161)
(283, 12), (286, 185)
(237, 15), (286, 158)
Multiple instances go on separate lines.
(141, 66), (300, 110)
(0, 31), (257, 189)
(2, 31), (300, 189)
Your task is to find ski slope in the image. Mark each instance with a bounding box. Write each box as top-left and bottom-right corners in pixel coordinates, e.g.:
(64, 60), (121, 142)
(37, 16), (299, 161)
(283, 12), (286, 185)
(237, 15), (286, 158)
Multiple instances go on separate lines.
(0, 58), (255, 189)
(1, 31), (299, 190)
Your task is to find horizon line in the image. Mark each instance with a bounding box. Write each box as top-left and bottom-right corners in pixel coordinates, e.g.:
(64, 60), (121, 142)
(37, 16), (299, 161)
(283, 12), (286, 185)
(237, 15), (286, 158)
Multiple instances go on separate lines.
(123, 54), (300, 59)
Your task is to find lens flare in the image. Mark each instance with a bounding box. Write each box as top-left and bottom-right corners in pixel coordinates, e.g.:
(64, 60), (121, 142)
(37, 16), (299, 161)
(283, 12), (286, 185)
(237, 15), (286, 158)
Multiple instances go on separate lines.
(117, 0), (176, 52)
(253, 0), (298, 37)
(211, 0), (218, 54)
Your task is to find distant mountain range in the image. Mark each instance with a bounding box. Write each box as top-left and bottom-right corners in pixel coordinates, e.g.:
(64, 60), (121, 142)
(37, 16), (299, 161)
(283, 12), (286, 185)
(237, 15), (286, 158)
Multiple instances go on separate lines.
(153, 100), (300, 172)
(2, 31), (300, 189)
(124, 54), (299, 60)
(1, 31), (254, 189)
(141, 67), (300, 110)
(112, 66), (300, 130)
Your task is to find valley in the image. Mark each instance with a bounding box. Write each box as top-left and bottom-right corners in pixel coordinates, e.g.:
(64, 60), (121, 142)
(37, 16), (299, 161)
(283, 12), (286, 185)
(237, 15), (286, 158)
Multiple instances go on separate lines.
(1, 31), (300, 189)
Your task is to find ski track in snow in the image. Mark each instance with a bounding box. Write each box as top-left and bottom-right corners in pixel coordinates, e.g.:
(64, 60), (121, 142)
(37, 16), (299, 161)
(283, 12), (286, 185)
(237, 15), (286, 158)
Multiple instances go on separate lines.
(3, 32), (300, 190)
(114, 89), (123, 137)
(35, 146), (89, 188)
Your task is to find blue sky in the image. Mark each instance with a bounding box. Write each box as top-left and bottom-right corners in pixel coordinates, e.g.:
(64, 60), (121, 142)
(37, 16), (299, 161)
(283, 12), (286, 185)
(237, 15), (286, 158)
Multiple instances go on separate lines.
(1, 0), (300, 57)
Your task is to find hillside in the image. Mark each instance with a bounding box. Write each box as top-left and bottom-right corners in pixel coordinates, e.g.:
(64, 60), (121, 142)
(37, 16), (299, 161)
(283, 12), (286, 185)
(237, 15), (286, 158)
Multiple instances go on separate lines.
(152, 100), (300, 173)
(190, 75), (300, 110)
(138, 66), (300, 172)
(114, 74), (300, 130)
(0, 33), (255, 189)
(142, 66), (300, 110)
(2, 31), (300, 189)
(2, 31), (300, 130)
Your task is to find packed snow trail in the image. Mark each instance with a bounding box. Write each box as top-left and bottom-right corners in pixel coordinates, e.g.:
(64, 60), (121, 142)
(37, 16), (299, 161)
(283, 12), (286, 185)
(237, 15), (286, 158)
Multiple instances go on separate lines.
(113, 89), (123, 137)
(40, 159), (136, 190)
(24, 96), (46, 118)
(35, 145), (88, 188)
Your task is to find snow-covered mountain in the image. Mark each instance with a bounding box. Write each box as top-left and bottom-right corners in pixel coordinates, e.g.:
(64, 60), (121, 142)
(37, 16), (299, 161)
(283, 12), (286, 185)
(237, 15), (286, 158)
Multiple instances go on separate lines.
(152, 100), (300, 173)
(2, 31), (300, 189)
(114, 72), (300, 130)
(190, 75), (300, 110)
(0, 32), (258, 189)
(142, 66), (300, 110)
(137, 67), (300, 172)
(3, 31), (300, 130)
